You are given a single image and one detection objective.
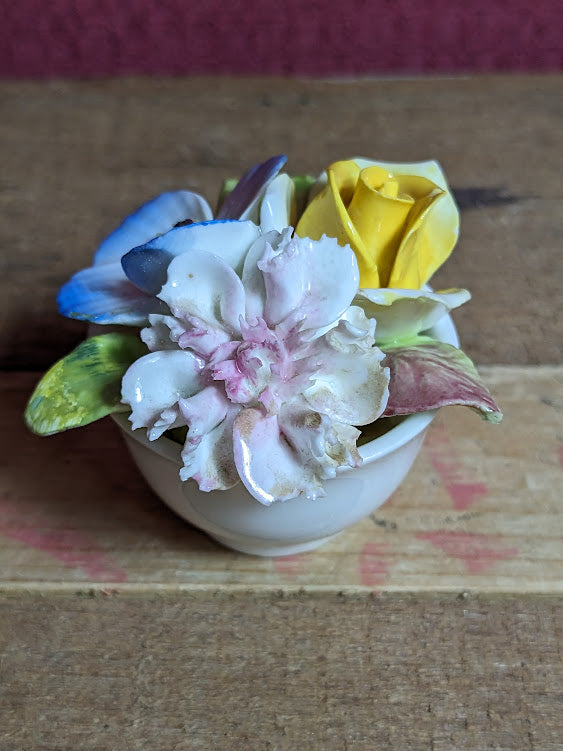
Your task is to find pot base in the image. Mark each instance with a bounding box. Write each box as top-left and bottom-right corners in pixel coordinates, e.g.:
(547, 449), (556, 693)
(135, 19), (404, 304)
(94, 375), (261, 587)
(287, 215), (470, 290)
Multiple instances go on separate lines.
(208, 531), (340, 557)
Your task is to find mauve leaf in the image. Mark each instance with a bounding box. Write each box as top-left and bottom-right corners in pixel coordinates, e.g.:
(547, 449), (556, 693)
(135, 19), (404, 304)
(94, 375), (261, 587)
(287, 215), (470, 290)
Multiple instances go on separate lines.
(382, 341), (502, 422)
(217, 173), (314, 223)
(216, 155), (287, 220)
(25, 333), (147, 435)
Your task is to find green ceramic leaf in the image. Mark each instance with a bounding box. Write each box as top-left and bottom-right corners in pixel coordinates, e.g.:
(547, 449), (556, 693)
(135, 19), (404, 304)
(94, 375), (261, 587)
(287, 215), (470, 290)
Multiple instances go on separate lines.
(291, 175), (316, 220)
(215, 178), (238, 214)
(355, 287), (471, 344)
(25, 333), (148, 436)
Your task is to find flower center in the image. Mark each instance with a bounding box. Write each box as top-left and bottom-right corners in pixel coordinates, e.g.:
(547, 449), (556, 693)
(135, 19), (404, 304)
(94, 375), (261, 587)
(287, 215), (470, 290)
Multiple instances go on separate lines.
(210, 317), (292, 408)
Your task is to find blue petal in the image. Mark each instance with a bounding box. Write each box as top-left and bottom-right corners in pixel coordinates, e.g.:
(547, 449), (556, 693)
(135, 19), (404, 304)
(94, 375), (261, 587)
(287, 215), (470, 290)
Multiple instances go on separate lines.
(93, 190), (213, 266)
(121, 219), (261, 294)
(57, 263), (167, 325)
(121, 246), (171, 296)
(216, 155), (287, 221)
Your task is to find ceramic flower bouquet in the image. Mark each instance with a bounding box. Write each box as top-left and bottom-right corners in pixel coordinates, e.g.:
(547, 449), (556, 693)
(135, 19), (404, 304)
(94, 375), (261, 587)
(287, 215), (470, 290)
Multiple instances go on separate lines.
(26, 155), (501, 510)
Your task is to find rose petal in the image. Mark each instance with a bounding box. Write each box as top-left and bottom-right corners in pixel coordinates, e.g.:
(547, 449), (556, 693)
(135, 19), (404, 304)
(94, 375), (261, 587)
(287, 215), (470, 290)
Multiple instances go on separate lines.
(121, 349), (204, 436)
(158, 249), (246, 334)
(232, 408), (325, 504)
(356, 287), (471, 343)
(94, 190), (213, 266)
(57, 263), (167, 325)
(297, 158), (459, 289)
(382, 341), (503, 421)
(353, 158), (460, 289)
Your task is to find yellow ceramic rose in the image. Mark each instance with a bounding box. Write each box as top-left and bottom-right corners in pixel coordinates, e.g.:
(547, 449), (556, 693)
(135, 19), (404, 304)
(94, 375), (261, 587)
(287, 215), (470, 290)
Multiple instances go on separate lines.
(295, 158), (459, 289)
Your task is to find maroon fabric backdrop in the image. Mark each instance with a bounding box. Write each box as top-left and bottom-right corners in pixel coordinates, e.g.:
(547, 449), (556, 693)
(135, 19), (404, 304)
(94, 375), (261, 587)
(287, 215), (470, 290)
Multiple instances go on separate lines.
(1, 0), (561, 78)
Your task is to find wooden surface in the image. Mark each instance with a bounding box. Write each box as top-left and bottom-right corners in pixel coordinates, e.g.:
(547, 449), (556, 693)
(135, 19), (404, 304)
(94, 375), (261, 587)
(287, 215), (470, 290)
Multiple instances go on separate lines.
(1, 75), (562, 749)
(1, 75), (562, 370)
(2, 367), (561, 594)
(1, 594), (561, 750)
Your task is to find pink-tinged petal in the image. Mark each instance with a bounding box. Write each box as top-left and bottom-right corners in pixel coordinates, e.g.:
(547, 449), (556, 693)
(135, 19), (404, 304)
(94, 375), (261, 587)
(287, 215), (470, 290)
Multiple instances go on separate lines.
(179, 385), (231, 445)
(121, 349), (204, 436)
(260, 173), (295, 232)
(216, 155), (287, 221)
(141, 314), (187, 351)
(324, 305), (376, 350)
(304, 345), (390, 426)
(233, 408), (325, 504)
(356, 287), (471, 343)
(303, 320), (390, 425)
(57, 263), (167, 325)
(94, 191), (213, 266)
(278, 401), (361, 479)
(147, 405), (184, 441)
(258, 232), (360, 330)
(158, 250), (246, 335)
(211, 329), (278, 405)
(177, 315), (232, 358)
(382, 342), (503, 421)
(180, 405), (241, 491)
(212, 355), (259, 404)
(327, 421), (363, 466)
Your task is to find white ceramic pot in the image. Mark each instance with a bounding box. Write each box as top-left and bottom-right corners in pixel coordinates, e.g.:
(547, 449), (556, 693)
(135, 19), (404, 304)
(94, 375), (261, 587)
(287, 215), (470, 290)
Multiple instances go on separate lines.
(114, 315), (459, 557)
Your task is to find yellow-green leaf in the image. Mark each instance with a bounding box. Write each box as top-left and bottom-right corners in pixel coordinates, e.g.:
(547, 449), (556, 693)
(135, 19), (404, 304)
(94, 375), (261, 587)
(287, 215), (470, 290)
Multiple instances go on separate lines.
(25, 333), (147, 436)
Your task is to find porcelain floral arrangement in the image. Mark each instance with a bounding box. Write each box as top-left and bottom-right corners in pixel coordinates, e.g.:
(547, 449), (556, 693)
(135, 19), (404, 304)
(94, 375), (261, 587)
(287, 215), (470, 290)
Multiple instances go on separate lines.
(26, 156), (501, 506)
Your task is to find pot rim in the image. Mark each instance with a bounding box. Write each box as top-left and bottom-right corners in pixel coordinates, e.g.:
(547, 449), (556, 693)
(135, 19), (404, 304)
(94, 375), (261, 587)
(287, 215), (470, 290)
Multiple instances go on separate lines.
(112, 311), (459, 467)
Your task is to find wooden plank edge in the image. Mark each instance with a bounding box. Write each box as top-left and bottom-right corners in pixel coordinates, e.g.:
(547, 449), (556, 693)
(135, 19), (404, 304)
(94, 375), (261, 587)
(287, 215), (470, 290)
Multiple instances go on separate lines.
(0, 580), (562, 596)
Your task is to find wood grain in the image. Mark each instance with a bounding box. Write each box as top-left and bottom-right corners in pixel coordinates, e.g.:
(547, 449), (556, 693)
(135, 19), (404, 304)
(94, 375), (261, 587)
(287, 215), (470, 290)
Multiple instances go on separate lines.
(0, 593), (561, 750)
(1, 76), (561, 749)
(1, 75), (562, 370)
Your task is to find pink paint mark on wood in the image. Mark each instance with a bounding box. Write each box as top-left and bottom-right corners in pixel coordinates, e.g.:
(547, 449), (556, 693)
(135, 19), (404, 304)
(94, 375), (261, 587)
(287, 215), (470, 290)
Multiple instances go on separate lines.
(425, 422), (488, 510)
(558, 444), (563, 467)
(0, 499), (127, 582)
(358, 542), (390, 592)
(417, 530), (518, 574)
(274, 553), (307, 576)
(445, 482), (488, 510)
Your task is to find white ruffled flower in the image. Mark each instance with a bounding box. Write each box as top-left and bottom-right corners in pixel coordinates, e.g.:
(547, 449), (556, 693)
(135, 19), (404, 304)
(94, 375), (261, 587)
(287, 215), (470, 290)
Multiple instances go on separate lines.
(122, 226), (390, 504)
